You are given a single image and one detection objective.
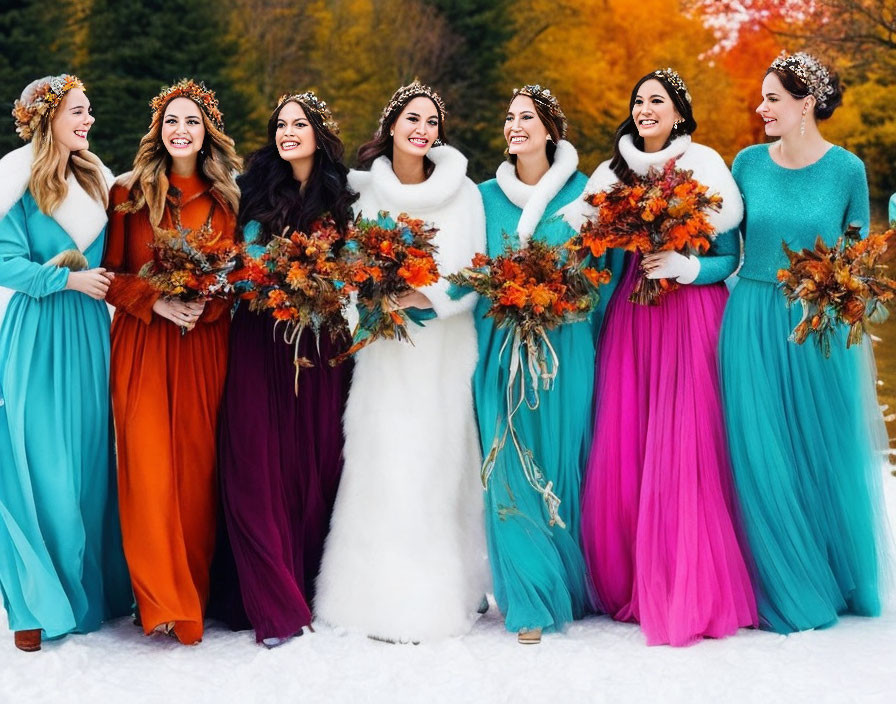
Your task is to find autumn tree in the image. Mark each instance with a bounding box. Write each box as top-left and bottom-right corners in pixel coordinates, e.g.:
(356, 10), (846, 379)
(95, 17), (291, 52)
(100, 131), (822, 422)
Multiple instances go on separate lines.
(691, 0), (896, 202)
(500, 0), (751, 172)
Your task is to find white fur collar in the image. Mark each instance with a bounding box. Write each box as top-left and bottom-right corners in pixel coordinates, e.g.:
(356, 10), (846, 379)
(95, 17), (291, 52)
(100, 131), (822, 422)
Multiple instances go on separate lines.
(561, 135), (743, 234)
(618, 134), (690, 176)
(349, 145), (468, 211)
(495, 140), (578, 246)
(0, 144), (114, 252)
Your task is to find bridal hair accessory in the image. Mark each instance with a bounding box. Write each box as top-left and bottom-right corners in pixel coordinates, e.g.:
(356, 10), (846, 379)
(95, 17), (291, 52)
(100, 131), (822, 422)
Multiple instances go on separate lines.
(379, 80), (446, 130)
(278, 91), (340, 135)
(653, 68), (691, 104)
(770, 52), (835, 109)
(150, 79), (224, 129)
(13, 74), (85, 141)
(512, 84), (568, 139)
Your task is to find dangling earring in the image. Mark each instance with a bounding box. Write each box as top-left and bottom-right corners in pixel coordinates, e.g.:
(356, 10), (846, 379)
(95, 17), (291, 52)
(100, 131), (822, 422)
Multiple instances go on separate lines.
(433, 138), (443, 147)
(673, 118), (684, 132)
(800, 103), (808, 136)
(389, 130), (394, 137)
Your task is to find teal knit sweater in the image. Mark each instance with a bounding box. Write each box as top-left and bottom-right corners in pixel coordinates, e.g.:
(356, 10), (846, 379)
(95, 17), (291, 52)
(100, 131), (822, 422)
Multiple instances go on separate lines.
(732, 144), (870, 283)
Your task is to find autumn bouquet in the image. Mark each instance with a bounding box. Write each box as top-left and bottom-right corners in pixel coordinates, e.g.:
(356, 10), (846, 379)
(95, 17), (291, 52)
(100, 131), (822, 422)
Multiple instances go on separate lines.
(575, 159), (722, 305)
(240, 217), (351, 393)
(139, 223), (239, 333)
(778, 225), (896, 357)
(447, 239), (611, 528)
(330, 211), (440, 365)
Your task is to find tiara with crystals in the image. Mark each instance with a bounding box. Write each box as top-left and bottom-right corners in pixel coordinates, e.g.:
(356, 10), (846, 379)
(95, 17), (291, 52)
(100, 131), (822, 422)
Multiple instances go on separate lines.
(653, 68), (692, 104)
(379, 80), (446, 129)
(278, 91), (340, 135)
(150, 79), (224, 129)
(512, 84), (568, 139)
(12, 74), (85, 141)
(770, 51), (835, 109)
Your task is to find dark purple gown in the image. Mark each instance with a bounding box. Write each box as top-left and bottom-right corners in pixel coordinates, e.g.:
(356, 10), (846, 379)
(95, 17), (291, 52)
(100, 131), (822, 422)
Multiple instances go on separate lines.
(216, 302), (352, 641)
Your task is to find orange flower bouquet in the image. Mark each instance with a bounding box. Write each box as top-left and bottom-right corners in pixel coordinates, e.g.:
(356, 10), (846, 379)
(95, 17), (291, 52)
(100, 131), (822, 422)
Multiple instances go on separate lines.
(447, 239), (611, 527)
(240, 217), (351, 393)
(778, 225), (896, 357)
(139, 224), (239, 333)
(330, 212), (440, 365)
(575, 159), (722, 305)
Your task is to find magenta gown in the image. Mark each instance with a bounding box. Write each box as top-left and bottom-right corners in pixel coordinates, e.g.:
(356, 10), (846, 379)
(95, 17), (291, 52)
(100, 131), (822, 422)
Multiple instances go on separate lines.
(580, 248), (757, 646)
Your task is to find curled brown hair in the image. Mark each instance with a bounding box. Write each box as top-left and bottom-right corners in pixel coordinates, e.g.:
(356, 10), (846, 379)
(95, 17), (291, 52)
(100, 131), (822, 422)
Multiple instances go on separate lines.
(118, 95), (242, 225)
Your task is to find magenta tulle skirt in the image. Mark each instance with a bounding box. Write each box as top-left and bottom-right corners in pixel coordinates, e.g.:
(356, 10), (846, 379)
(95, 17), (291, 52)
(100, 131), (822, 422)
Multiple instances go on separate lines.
(581, 255), (758, 646)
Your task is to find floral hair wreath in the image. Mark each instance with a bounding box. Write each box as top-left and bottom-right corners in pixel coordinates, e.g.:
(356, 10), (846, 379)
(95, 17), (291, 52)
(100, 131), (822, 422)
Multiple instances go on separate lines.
(12, 74), (85, 142)
(379, 80), (447, 131)
(653, 68), (692, 105)
(512, 84), (568, 139)
(277, 91), (340, 135)
(770, 51), (835, 109)
(150, 79), (224, 130)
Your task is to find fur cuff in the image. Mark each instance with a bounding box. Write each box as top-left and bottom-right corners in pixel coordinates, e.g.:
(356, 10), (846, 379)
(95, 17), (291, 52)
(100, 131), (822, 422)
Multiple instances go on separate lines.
(107, 274), (158, 325)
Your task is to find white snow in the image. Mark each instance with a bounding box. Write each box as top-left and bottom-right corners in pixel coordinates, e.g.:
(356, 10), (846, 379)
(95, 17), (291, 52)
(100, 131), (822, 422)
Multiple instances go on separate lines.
(2, 470), (895, 704)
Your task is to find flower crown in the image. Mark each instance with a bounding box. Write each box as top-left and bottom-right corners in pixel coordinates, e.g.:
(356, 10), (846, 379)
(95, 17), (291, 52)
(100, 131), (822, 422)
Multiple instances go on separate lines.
(278, 91), (340, 135)
(150, 79), (224, 129)
(653, 68), (692, 104)
(379, 80), (446, 130)
(512, 84), (568, 139)
(770, 52), (835, 109)
(12, 74), (85, 141)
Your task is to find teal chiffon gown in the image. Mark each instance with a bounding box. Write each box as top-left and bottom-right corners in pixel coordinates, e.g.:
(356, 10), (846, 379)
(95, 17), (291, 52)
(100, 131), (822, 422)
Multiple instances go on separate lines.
(0, 183), (131, 638)
(474, 164), (621, 633)
(719, 144), (889, 633)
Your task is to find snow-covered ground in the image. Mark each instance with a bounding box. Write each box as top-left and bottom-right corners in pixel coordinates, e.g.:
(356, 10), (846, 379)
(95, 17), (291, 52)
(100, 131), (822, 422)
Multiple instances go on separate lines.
(2, 471), (895, 704)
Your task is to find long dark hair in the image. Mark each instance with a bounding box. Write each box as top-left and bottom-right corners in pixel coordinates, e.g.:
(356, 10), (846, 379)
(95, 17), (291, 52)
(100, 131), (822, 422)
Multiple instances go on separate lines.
(608, 70), (697, 183)
(356, 86), (448, 177)
(236, 97), (357, 244)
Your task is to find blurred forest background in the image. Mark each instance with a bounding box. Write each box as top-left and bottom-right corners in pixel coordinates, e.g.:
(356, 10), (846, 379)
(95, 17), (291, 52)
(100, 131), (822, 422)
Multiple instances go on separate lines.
(1, 1), (894, 203)
(2, 0), (895, 445)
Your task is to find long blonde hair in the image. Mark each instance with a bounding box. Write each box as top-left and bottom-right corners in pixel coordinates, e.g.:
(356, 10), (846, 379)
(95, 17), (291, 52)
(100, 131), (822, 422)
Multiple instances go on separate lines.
(29, 116), (109, 215)
(119, 99), (242, 225)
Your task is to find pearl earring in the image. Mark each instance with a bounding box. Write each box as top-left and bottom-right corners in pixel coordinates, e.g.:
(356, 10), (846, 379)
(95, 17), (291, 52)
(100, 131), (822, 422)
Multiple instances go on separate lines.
(800, 104), (808, 136)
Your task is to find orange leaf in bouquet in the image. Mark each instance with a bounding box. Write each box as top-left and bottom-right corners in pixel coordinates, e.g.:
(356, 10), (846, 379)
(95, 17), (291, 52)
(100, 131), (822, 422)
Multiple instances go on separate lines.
(778, 226), (896, 356)
(571, 158), (723, 305)
(329, 212), (441, 366)
(241, 217), (353, 393)
(447, 237), (611, 529)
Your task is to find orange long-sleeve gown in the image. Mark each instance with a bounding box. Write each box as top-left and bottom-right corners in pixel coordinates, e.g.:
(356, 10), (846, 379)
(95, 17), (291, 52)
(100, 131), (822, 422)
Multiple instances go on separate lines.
(104, 172), (234, 644)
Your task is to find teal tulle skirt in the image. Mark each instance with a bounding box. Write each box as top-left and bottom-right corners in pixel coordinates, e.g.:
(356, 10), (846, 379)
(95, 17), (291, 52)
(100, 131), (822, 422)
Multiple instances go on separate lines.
(719, 277), (889, 633)
(473, 314), (593, 633)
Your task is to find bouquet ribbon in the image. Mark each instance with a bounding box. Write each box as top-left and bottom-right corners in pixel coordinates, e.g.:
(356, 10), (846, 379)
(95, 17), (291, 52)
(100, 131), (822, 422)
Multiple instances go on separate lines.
(481, 325), (565, 529)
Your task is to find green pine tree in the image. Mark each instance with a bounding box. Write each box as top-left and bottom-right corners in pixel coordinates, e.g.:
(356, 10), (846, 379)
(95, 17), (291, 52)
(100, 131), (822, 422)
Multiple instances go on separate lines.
(83, 0), (258, 173)
(425, 0), (512, 181)
(0, 0), (76, 157)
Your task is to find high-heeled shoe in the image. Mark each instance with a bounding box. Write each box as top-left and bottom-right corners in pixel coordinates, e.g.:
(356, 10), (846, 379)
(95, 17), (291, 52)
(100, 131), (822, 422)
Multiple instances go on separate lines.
(14, 629), (41, 652)
(517, 627), (542, 645)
